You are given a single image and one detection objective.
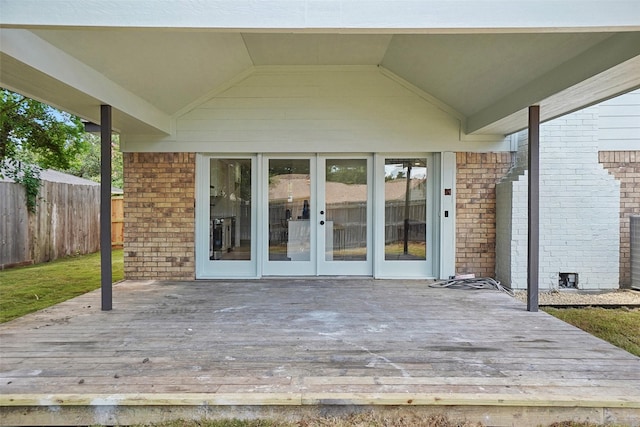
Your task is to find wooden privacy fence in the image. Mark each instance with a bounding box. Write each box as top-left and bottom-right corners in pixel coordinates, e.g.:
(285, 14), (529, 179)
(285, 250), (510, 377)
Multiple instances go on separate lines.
(0, 181), (105, 269)
(111, 195), (124, 248)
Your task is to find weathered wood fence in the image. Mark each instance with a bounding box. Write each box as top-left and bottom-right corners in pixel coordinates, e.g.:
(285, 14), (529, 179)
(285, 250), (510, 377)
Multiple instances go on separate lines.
(267, 200), (427, 249)
(1, 181), (101, 269)
(111, 195), (124, 248)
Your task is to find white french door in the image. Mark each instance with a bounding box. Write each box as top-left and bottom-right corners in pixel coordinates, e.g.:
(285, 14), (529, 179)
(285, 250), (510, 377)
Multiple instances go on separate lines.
(262, 155), (372, 276)
(195, 155), (258, 279)
(196, 153), (438, 279)
(318, 156), (373, 275)
(374, 154), (436, 278)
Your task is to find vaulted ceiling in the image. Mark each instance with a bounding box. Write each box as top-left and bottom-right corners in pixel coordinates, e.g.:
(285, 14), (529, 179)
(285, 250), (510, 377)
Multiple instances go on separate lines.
(1, 1), (640, 137)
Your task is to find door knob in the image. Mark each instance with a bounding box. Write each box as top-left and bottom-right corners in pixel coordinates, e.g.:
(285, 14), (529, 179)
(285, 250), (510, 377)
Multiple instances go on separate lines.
(320, 220), (325, 225)
(320, 210), (325, 215)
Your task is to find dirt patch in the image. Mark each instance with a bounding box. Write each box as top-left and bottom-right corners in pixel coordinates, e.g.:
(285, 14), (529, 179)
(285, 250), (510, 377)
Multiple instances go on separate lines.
(298, 413), (483, 427)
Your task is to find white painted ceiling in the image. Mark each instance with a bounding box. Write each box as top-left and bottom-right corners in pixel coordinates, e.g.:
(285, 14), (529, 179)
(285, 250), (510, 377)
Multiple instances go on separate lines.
(2, 28), (640, 136)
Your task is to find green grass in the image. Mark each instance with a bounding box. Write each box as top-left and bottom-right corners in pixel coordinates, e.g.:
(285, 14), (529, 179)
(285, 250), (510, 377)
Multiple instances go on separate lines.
(544, 307), (640, 357)
(0, 249), (123, 323)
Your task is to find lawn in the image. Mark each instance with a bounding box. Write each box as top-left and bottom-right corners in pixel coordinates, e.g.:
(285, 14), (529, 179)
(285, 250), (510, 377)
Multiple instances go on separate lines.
(543, 307), (640, 357)
(0, 249), (123, 323)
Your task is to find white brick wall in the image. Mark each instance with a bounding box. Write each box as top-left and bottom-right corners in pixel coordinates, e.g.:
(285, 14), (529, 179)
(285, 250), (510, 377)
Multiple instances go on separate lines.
(632, 216), (640, 289)
(496, 106), (620, 290)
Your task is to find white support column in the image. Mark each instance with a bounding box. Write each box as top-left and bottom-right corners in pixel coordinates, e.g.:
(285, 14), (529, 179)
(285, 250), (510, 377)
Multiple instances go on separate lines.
(440, 152), (456, 279)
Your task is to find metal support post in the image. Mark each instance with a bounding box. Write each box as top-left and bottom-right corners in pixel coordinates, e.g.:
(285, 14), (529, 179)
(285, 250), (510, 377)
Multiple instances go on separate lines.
(101, 105), (113, 311)
(527, 105), (540, 312)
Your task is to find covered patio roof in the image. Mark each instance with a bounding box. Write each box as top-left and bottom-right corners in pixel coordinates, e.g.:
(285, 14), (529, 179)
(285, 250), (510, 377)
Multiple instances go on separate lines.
(1, 0), (640, 138)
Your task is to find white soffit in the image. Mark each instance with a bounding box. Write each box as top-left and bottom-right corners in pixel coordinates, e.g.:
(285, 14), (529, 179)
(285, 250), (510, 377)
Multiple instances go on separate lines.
(0, 28), (172, 134)
(381, 33), (612, 118)
(479, 55), (640, 135)
(31, 30), (254, 115)
(242, 34), (392, 65)
(469, 32), (640, 134)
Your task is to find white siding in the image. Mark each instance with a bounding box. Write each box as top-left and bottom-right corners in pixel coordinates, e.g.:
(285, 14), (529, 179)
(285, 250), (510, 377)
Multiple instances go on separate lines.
(125, 66), (509, 153)
(598, 89), (640, 151)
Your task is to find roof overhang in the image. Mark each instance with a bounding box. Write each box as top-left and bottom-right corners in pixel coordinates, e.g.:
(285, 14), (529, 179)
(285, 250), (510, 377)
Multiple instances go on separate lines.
(1, 0), (639, 138)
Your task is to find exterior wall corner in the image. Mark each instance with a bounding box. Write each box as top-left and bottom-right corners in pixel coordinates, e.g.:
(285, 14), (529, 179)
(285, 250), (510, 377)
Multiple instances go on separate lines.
(123, 152), (196, 280)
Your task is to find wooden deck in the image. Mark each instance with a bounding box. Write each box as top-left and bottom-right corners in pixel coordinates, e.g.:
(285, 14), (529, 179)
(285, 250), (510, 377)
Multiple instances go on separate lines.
(1, 279), (639, 426)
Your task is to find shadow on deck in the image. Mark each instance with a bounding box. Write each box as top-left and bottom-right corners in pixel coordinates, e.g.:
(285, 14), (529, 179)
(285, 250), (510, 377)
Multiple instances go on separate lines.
(1, 279), (639, 426)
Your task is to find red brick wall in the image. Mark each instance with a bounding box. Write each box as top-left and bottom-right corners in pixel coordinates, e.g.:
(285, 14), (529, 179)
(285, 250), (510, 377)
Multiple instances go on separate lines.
(123, 152), (196, 280)
(599, 151), (640, 288)
(456, 152), (513, 278)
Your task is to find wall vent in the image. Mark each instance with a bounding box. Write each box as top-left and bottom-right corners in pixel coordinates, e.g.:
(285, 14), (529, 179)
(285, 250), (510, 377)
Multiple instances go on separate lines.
(559, 273), (578, 289)
(632, 216), (640, 290)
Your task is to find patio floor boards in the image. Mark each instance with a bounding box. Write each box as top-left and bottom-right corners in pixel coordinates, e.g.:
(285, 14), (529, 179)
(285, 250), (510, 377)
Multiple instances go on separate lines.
(1, 279), (639, 426)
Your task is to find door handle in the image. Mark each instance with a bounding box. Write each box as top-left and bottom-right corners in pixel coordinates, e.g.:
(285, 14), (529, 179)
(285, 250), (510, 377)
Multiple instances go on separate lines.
(320, 210), (325, 215)
(320, 220), (325, 225)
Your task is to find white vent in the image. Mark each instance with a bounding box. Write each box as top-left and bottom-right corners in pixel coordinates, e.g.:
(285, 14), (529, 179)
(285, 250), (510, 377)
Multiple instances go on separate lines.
(632, 216), (640, 290)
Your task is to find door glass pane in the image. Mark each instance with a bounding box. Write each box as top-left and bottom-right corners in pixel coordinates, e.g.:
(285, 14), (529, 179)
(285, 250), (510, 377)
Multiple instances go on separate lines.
(325, 159), (367, 261)
(268, 159), (311, 261)
(384, 158), (427, 260)
(209, 159), (251, 261)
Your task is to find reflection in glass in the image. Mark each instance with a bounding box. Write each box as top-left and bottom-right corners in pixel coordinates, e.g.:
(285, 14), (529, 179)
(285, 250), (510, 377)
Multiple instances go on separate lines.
(384, 158), (427, 260)
(209, 159), (251, 261)
(268, 159), (311, 261)
(325, 159), (367, 261)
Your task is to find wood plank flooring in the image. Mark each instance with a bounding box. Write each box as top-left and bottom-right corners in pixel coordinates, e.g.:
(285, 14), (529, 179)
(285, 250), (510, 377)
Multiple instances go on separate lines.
(1, 279), (638, 426)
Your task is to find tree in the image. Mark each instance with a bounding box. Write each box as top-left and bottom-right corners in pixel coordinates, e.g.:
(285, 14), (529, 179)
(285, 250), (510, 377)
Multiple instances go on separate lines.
(1, 89), (86, 170)
(64, 133), (123, 190)
(0, 88), (88, 211)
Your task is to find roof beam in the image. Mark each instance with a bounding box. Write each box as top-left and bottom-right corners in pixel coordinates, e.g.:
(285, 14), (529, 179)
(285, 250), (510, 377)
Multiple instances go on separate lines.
(0, 29), (171, 134)
(466, 32), (640, 134)
(1, 0), (639, 32)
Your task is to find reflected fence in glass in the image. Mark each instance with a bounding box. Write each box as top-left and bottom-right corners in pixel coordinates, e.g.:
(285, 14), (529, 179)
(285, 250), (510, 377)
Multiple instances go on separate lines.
(324, 158), (368, 261)
(384, 158), (428, 260)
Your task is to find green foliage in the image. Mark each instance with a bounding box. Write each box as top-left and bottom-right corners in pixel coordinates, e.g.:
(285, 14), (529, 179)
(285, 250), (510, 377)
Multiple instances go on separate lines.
(64, 133), (124, 190)
(326, 163), (367, 185)
(0, 88), (86, 170)
(0, 88), (88, 211)
(2, 159), (41, 212)
(0, 249), (124, 323)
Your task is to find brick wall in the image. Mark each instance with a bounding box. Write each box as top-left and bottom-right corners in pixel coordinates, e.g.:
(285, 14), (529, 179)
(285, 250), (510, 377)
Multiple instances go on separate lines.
(599, 151), (640, 288)
(456, 152), (513, 278)
(497, 107), (621, 290)
(123, 152), (196, 280)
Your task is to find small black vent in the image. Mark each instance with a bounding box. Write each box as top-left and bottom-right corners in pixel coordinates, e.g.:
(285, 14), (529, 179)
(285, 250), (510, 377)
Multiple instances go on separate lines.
(559, 273), (578, 289)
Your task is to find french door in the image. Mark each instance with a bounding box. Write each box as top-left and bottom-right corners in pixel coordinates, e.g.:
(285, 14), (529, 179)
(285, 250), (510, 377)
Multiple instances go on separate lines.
(196, 153), (436, 279)
(262, 155), (373, 276)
